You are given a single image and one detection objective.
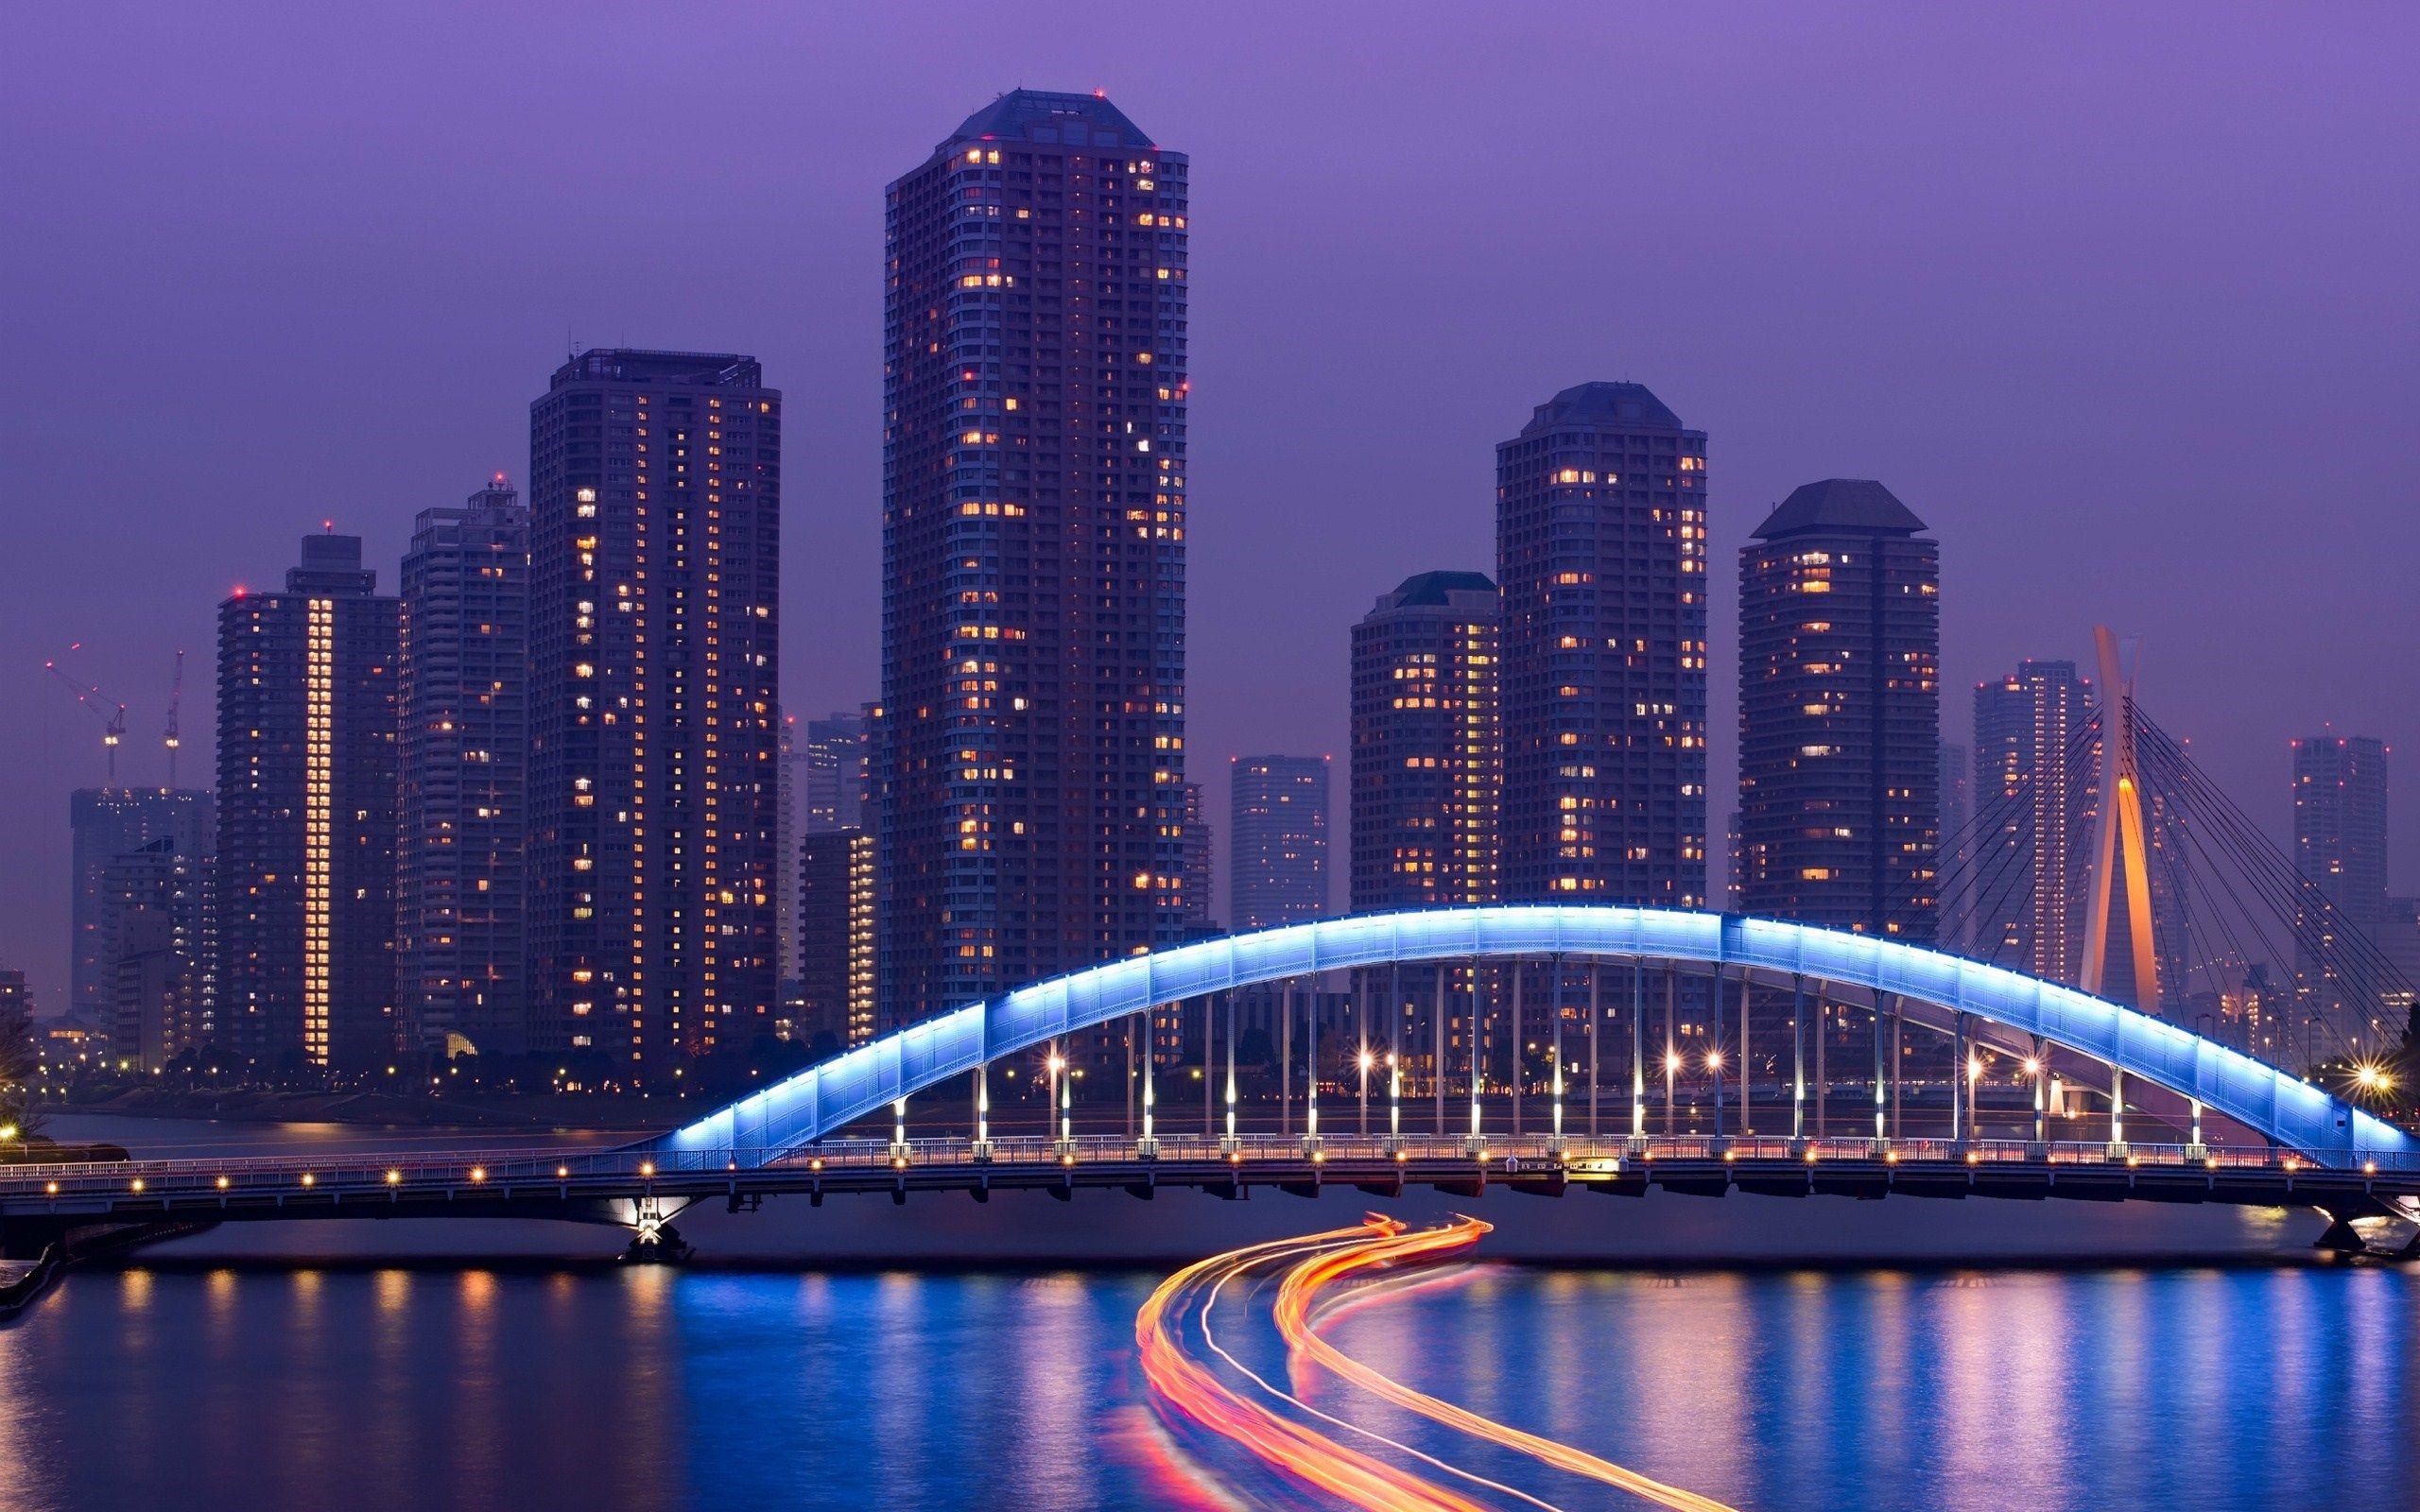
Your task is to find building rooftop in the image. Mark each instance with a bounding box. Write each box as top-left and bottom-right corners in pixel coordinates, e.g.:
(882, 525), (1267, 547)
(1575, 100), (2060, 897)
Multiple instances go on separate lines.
(944, 89), (1156, 153)
(1753, 478), (1928, 540)
(549, 349), (763, 390)
(285, 532), (379, 595)
(1382, 570), (1497, 609)
(1524, 381), (1685, 434)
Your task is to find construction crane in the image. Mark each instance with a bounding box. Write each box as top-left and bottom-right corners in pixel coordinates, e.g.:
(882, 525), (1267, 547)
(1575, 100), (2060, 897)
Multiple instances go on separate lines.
(43, 646), (129, 786)
(163, 648), (187, 787)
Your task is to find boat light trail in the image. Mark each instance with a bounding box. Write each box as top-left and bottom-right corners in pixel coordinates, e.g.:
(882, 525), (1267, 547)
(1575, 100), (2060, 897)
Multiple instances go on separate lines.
(1274, 1223), (1738, 1512)
(1136, 1219), (1491, 1511)
(1200, 1226), (1564, 1512)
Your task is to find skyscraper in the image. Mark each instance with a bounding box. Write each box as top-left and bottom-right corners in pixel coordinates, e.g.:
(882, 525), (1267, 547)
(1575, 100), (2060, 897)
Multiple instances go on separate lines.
(2290, 733), (2390, 1047)
(1972, 661), (2094, 984)
(878, 91), (1189, 1029)
(527, 350), (782, 1074)
(1938, 741), (1971, 951)
(398, 474), (529, 1058)
(1229, 755), (1330, 931)
(1350, 571), (1500, 914)
(1736, 479), (1940, 939)
(798, 829), (876, 1051)
(100, 836), (211, 1070)
(777, 716), (800, 988)
(1179, 780), (1214, 932)
(800, 713), (868, 833)
(1496, 383), (1709, 906)
(215, 533), (401, 1070)
(69, 787), (212, 1020)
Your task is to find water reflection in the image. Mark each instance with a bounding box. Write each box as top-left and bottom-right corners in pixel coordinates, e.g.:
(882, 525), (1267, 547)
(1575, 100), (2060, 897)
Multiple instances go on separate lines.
(0, 1258), (2408, 1509)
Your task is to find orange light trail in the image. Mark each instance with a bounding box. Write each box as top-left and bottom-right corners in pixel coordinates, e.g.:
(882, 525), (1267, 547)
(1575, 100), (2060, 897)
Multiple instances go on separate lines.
(1274, 1223), (1738, 1512)
(1135, 1219), (1494, 1512)
(1199, 1228), (1564, 1512)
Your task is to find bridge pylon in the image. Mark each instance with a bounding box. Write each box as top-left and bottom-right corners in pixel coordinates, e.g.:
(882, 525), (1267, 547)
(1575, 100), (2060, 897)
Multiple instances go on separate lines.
(2080, 625), (2162, 1017)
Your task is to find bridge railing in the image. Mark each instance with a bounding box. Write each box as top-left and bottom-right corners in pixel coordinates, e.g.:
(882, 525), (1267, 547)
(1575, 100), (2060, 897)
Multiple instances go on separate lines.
(1, 1131), (2409, 1202)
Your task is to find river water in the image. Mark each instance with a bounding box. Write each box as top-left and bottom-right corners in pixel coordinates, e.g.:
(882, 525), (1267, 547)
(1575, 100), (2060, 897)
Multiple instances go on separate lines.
(1, 1115), (2412, 1510)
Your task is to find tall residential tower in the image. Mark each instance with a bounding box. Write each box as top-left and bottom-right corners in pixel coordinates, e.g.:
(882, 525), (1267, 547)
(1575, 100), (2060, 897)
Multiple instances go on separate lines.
(1349, 571), (1501, 914)
(398, 475), (530, 1057)
(1496, 383), (1709, 906)
(215, 534), (401, 1069)
(2290, 733), (2390, 1048)
(878, 91), (1189, 1029)
(1736, 480), (1940, 938)
(527, 350), (783, 1074)
(69, 787), (212, 1021)
(1228, 755), (1330, 931)
(1972, 661), (2095, 984)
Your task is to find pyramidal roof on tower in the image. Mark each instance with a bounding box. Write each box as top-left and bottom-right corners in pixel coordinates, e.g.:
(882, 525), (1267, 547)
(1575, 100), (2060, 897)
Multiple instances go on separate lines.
(943, 90), (1156, 153)
(1752, 478), (1927, 540)
(1524, 381), (1685, 433)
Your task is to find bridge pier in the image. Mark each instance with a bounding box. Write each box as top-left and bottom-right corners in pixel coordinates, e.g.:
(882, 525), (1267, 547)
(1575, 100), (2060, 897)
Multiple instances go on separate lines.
(612, 1195), (695, 1264)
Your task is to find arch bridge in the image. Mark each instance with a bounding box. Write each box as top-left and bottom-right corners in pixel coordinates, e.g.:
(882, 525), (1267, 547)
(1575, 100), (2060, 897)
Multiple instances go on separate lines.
(658, 906), (2410, 1172)
(4, 909), (2415, 1264)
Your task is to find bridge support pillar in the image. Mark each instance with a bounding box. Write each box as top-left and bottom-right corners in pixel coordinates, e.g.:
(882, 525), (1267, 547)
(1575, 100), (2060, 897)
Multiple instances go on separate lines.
(2312, 1215), (2367, 1256)
(618, 1195), (695, 1264)
(1625, 1133), (1651, 1156)
(971, 1141), (994, 1163)
(1135, 1136), (1161, 1161)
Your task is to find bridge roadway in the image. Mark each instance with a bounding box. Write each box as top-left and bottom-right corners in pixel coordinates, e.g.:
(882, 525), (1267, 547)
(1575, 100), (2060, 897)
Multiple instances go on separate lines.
(4, 1132), (2416, 1256)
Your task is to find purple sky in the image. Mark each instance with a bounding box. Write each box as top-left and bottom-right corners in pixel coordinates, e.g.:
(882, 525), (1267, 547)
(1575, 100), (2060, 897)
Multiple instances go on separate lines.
(4, 4), (2415, 1012)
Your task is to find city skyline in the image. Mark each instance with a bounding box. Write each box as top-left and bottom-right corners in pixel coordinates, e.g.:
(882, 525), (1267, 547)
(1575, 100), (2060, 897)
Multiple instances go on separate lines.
(5, 9), (2418, 1011)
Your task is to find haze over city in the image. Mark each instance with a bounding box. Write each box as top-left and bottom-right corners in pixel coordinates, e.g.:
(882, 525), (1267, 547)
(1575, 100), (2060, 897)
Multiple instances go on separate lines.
(9, 9), (2420, 1511)
(4, 4), (2415, 1011)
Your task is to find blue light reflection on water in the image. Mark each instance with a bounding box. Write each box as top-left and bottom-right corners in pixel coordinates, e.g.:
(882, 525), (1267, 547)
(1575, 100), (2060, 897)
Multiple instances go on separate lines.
(0, 1260), (2411, 1511)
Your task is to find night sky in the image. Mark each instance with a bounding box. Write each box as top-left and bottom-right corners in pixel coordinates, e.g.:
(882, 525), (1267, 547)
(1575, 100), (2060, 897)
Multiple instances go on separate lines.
(3, 4), (2414, 1011)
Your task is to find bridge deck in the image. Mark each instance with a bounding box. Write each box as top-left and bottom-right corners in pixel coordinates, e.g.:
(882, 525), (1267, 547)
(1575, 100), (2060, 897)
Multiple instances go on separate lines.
(0, 1134), (2411, 1228)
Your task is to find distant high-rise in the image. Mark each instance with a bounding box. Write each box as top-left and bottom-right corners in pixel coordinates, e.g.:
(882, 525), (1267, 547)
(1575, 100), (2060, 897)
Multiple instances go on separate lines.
(1350, 571), (1500, 914)
(798, 829), (876, 1050)
(1496, 383), (1709, 906)
(1179, 781), (1214, 931)
(878, 91), (1189, 1031)
(398, 475), (529, 1058)
(216, 533), (401, 1069)
(2382, 895), (2420, 1038)
(2291, 733), (2390, 1047)
(69, 787), (211, 1020)
(777, 717), (800, 987)
(1737, 480), (1940, 939)
(800, 713), (868, 834)
(1724, 812), (1744, 912)
(100, 837), (211, 1070)
(1938, 742), (1971, 950)
(1229, 756), (1330, 931)
(527, 350), (783, 1074)
(1972, 661), (2094, 984)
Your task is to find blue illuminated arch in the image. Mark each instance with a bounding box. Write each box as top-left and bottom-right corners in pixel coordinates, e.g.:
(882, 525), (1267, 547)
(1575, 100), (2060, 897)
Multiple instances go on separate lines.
(648, 907), (2411, 1169)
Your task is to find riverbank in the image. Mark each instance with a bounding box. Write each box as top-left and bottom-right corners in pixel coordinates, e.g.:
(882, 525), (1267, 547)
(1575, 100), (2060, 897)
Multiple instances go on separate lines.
(42, 1085), (661, 1130)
